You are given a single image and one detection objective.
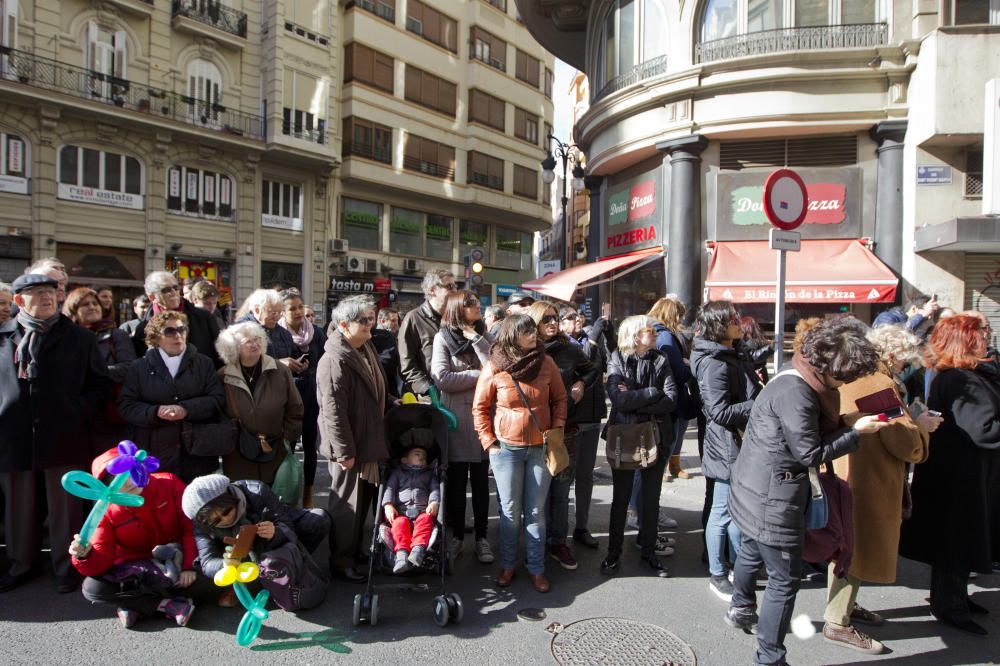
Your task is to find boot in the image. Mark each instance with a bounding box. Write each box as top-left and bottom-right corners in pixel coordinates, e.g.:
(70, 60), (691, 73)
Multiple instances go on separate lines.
(302, 486), (314, 509)
(669, 455), (690, 480)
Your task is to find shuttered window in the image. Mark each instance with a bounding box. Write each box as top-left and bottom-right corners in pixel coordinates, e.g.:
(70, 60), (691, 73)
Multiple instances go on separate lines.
(344, 43), (394, 94)
(515, 49), (540, 87)
(471, 26), (506, 71)
(404, 65), (457, 117)
(513, 164), (538, 200)
(406, 0), (458, 52)
(469, 89), (505, 131)
(719, 134), (858, 170)
(514, 107), (539, 144)
(468, 151), (504, 191)
(403, 133), (456, 180)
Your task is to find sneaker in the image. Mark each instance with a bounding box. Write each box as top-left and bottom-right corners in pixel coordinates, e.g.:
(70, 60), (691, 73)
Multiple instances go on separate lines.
(633, 535), (675, 555)
(725, 604), (759, 634)
(448, 537), (464, 559)
(408, 545), (426, 569)
(117, 607), (138, 629)
(710, 574), (735, 602)
(160, 597), (194, 627)
(849, 603), (885, 627)
(549, 543), (579, 570)
(600, 556), (620, 576)
(728, 570), (734, 584)
(626, 507), (640, 530)
(475, 538), (495, 564)
(822, 623), (886, 654)
(393, 549), (412, 574)
(658, 513), (679, 530)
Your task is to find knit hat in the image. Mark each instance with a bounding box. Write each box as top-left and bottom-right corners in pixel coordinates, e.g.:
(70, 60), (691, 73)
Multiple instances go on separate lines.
(181, 474), (231, 519)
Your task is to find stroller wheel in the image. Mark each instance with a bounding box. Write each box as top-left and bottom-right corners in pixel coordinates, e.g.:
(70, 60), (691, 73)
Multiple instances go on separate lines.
(447, 593), (464, 623)
(352, 593), (363, 626)
(370, 594), (380, 626)
(432, 595), (450, 627)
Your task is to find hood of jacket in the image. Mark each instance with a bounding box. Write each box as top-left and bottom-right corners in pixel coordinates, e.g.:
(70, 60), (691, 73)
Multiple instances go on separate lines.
(690, 337), (740, 371)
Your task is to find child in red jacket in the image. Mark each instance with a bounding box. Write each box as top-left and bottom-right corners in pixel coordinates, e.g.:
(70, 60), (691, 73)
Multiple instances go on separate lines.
(68, 448), (213, 628)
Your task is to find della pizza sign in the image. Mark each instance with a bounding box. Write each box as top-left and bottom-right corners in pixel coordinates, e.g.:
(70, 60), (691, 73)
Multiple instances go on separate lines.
(603, 167), (663, 255)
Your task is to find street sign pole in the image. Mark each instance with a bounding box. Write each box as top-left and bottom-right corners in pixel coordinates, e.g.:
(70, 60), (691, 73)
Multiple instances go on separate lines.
(773, 245), (788, 372)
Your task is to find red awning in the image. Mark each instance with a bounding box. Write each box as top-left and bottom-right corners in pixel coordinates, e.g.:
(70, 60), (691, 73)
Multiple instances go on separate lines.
(705, 239), (897, 303)
(522, 247), (663, 302)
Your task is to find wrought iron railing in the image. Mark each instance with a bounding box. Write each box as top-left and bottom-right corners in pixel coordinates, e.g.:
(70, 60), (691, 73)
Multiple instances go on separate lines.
(403, 155), (455, 181)
(344, 141), (392, 164)
(0, 47), (264, 139)
(593, 55), (668, 102)
(281, 119), (328, 145)
(695, 23), (887, 64)
(352, 0), (396, 23)
(172, 0), (248, 39)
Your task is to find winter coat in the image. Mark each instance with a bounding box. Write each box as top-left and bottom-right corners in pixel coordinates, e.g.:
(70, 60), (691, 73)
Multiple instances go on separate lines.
(430, 330), (491, 463)
(71, 451), (196, 577)
(371, 328), (405, 396)
(117, 345), (226, 483)
(472, 355), (568, 449)
(133, 300), (222, 367)
(0, 315), (112, 472)
(652, 323), (694, 417)
(316, 330), (390, 464)
(737, 339), (774, 384)
(604, 349), (678, 449)
(398, 301), (441, 395)
(383, 464), (440, 515)
(95, 327), (137, 384)
(900, 363), (1000, 575)
(729, 371), (859, 548)
(220, 355), (304, 485)
(569, 334), (608, 423)
(544, 335), (599, 425)
(835, 371), (929, 583)
(691, 338), (760, 482)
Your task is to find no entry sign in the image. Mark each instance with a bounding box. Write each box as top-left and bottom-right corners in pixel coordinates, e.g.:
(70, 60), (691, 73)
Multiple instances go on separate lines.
(763, 169), (808, 230)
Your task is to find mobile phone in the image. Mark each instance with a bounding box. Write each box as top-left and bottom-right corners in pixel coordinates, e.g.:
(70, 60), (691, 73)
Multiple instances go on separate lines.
(927, 409), (942, 417)
(297, 353), (309, 363)
(877, 406), (905, 421)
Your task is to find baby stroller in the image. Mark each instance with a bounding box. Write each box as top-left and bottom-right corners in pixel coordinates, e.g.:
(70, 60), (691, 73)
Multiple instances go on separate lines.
(352, 402), (464, 628)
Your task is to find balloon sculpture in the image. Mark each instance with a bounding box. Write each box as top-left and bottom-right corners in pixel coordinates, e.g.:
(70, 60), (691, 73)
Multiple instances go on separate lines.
(214, 524), (270, 647)
(427, 385), (458, 431)
(61, 440), (158, 547)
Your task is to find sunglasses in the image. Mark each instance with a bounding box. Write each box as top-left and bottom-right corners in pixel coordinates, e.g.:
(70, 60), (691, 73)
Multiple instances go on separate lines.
(464, 298), (480, 308)
(440, 283), (458, 291)
(562, 314), (580, 321)
(353, 316), (376, 325)
(540, 314), (559, 325)
(162, 325), (188, 337)
(159, 285), (180, 294)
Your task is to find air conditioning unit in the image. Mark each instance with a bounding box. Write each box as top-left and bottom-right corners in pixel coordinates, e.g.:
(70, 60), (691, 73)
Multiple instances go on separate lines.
(345, 255), (365, 273)
(330, 238), (349, 254)
(402, 258), (422, 273)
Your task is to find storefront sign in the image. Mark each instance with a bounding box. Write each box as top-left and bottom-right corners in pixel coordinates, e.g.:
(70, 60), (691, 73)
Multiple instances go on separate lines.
(426, 221), (451, 241)
(0, 174), (27, 195)
(345, 209), (379, 229)
(262, 214), (303, 232)
(708, 284), (895, 303)
(57, 184), (144, 210)
(329, 276), (391, 293)
(603, 167), (663, 255)
(731, 183), (846, 226)
(391, 215), (420, 235)
(496, 284), (519, 298)
(538, 260), (561, 277)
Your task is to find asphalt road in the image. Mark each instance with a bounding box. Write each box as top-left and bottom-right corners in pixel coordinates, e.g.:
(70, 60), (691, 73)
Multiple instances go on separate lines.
(1, 430), (997, 665)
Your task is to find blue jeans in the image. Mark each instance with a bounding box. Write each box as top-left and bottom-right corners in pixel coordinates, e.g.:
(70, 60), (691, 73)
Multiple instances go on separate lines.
(706, 480), (741, 576)
(490, 444), (552, 574)
(546, 434), (577, 545)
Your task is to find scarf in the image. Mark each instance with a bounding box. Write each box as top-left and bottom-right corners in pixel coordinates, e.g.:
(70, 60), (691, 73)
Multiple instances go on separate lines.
(279, 317), (314, 353)
(158, 347), (184, 378)
(15, 311), (59, 380)
(440, 320), (487, 360)
(356, 339), (387, 486)
(791, 352), (842, 434)
(85, 318), (117, 334)
(489, 341), (546, 382)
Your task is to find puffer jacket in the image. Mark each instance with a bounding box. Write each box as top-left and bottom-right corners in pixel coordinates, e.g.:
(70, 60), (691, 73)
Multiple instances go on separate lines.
(604, 348), (678, 449)
(544, 334), (599, 426)
(472, 354), (568, 449)
(383, 464), (440, 516)
(729, 371), (859, 548)
(691, 338), (760, 481)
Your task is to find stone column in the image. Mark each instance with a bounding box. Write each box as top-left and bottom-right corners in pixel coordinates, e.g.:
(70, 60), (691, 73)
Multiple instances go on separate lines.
(584, 175), (603, 320)
(656, 134), (708, 325)
(870, 120), (907, 279)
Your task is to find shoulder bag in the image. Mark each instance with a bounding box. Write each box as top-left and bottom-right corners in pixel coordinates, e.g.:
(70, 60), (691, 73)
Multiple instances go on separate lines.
(605, 420), (659, 471)
(511, 379), (568, 476)
(227, 384), (281, 463)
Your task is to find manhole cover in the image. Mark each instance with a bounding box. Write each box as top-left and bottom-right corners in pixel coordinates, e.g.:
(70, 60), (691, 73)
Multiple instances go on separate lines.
(548, 617), (696, 666)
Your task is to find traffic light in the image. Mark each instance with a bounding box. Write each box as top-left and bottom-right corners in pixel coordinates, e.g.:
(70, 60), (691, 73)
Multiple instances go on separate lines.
(466, 247), (485, 287)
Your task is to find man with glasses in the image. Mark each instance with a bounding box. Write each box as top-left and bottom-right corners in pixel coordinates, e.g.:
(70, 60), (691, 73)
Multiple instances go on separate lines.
(130, 271), (222, 367)
(504, 291), (535, 316)
(398, 269), (457, 396)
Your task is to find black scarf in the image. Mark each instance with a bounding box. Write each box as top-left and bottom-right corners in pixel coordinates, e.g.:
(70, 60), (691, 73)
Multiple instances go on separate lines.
(440, 320), (487, 360)
(15, 311), (59, 380)
(489, 341), (546, 382)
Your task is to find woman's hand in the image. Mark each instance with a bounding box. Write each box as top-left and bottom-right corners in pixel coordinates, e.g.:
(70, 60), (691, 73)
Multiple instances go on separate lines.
(570, 381), (585, 404)
(915, 411), (944, 433)
(176, 570), (196, 588)
(157, 405), (188, 421)
(854, 415), (892, 434)
(256, 521), (276, 540)
(487, 442), (501, 456)
(280, 357), (308, 374)
(68, 534), (91, 559)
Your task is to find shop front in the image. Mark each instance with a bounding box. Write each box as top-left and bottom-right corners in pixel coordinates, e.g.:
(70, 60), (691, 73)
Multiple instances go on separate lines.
(167, 256), (235, 320)
(61, 243), (146, 323)
(327, 275), (392, 317)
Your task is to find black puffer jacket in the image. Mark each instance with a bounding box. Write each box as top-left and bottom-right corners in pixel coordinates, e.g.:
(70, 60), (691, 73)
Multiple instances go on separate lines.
(544, 334), (600, 426)
(570, 335), (608, 423)
(729, 371), (859, 548)
(117, 345), (226, 482)
(691, 338), (760, 481)
(604, 349), (678, 449)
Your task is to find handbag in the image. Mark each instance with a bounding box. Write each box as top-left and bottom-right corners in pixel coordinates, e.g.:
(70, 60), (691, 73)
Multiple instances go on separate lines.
(804, 466), (829, 530)
(271, 440), (304, 506)
(227, 384), (281, 463)
(605, 420), (659, 471)
(511, 379), (569, 476)
(181, 419), (238, 457)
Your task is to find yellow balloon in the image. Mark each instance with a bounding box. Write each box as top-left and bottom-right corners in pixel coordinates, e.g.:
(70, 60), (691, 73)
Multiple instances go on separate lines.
(402, 392), (418, 404)
(237, 561), (260, 583)
(214, 565), (237, 587)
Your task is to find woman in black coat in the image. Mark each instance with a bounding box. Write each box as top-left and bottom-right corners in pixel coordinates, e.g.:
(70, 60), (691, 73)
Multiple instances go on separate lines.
(900, 314), (1000, 635)
(527, 301), (599, 571)
(601, 315), (677, 578)
(118, 311), (226, 483)
(725, 319), (888, 666)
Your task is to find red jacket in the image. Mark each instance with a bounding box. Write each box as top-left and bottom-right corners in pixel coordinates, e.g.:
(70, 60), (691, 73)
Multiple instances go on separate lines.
(71, 453), (197, 577)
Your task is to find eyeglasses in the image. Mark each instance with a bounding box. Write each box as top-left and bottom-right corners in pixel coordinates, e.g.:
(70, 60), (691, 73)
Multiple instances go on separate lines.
(440, 283), (458, 292)
(540, 314), (559, 325)
(561, 314), (580, 322)
(353, 316), (376, 325)
(162, 325), (188, 337)
(463, 298), (480, 308)
(159, 285), (180, 294)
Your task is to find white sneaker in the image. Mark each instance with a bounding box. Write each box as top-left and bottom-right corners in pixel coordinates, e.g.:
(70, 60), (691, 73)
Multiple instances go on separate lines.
(474, 538), (494, 564)
(448, 537), (464, 559)
(658, 514), (679, 530)
(626, 507), (641, 530)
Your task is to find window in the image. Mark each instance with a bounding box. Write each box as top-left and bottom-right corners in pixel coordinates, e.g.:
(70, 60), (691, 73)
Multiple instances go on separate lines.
(283, 69), (328, 143)
(167, 166), (234, 219)
(467, 151), (504, 191)
(544, 67), (554, 98)
(701, 0), (883, 43)
(954, 0), (1000, 24)
(403, 133), (456, 180)
(187, 59), (222, 125)
(261, 179), (303, 231)
(469, 89), (505, 131)
(344, 43), (394, 94)
(85, 22), (127, 99)
(483, 0), (507, 11)
(261, 261), (303, 290)
(1, 0), (16, 50)
(966, 148), (984, 198)
(0, 132), (28, 194)
(286, 0), (329, 35)
(495, 227), (530, 269)
(58, 145), (143, 207)
(515, 49), (540, 88)
(426, 214), (454, 260)
(404, 66), (457, 117)
(341, 197), (382, 250)
(719, 134), (857, 169)
(390, 207), (423, 256)
(513, 164), (538, 200)
(343, 116), (392, 164)
(471, 26), (506, 71)
(406, 0), (458, 53)
(459, 219), (489, 248)
(514, 108), (539, 144)
(351, 0), (396, 23)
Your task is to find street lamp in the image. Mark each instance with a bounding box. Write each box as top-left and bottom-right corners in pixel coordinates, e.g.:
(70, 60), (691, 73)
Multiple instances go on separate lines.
(541, 134), (586, 268)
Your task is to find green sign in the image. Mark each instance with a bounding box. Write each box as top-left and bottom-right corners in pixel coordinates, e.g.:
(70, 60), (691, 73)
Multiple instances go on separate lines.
(461, 231), (488, 245)
(730, 186), (768, 226)
(426, 223), (451, 241)
(344, 210), (379, 229)
(497, 239), (520, 252)
(391, 216), (420, 235)
(607, 189), (629, 227)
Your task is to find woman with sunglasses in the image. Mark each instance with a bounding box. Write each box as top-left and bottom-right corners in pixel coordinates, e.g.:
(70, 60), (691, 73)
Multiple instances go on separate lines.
(119, 311), (226, 483)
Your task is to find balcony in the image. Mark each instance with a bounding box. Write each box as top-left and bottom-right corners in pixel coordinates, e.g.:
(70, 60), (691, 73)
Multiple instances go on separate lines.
(403, 155), (455, 181)
(344, 140), (392, 164)
(172, 0), (247, 45)
(0, 47), (264, 140)
(593, 55), (668, 103)
(351, 0), (396, 24)
(695, 23), (888, 64)
(281, 120), (328, 145)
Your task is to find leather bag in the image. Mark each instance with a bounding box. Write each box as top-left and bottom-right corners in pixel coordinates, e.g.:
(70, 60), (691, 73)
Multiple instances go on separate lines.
(605, 420), (659, 471)
(511, 379), (569, 476)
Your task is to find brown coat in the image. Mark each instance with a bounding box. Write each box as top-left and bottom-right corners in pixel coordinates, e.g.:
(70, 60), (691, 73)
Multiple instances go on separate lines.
(219, 355), (303, 485)
(472, 355), (568, 450)
(836, 371), (929, 583)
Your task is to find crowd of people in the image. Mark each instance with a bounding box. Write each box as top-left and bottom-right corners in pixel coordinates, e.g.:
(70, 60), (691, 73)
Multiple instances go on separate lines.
(0, 260), (996, 666)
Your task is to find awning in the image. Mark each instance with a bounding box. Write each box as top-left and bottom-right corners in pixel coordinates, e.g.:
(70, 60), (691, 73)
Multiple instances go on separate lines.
(705, 239), (897, 303)
(522, 247), (663, 302)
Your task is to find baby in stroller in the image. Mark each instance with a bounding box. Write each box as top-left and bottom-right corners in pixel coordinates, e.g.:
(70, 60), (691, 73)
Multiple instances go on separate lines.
(383, 428), (440, 573)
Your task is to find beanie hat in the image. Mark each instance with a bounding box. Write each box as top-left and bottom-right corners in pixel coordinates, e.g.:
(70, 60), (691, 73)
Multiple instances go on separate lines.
(181, 474), (231, 520)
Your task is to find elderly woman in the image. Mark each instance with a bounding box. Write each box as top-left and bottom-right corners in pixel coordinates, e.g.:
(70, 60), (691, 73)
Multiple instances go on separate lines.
(237, 289), (306, 376)
(900, 314), (1000, 636)
(118, 311), (225, 483)
(64, 287), (137, 384)
(431, 290), (493, 564)
(473, 314), (568, 593)
(820, 324), (942, 653)
(317, 295), (390, 583)
(726, 319), (890, 666)
(215, 322), (303, 487)
(278, 289), (327, 508)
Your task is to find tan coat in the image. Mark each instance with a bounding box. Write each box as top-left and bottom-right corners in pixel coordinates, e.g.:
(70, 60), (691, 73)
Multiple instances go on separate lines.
(837, 372), (929, 583)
